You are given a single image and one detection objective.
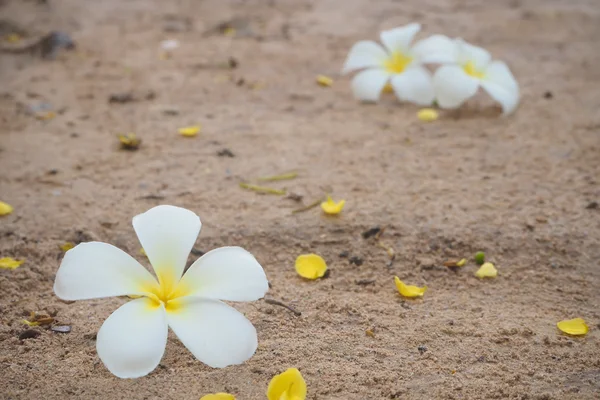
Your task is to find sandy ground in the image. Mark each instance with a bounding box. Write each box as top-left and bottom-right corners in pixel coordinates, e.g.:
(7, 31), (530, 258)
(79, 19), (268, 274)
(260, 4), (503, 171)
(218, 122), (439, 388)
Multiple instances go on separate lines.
(1, 0), (599, 399)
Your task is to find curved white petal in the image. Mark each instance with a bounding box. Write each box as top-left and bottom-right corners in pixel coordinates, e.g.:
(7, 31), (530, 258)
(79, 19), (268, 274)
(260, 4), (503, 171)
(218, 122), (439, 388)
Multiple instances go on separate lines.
(380, 23), (421, 55)
(342, 40), (388, 74)
(166, 298), (258, 368)
(132, 205), (201, 294)
(433, 65), (480, 109)
(97, 298), (168, 378)
(54, 242), (158, 300)
(456, 38), (491, 69)
(177, 247), (268, 302)
(390, 66), (435, 106)
(481, 61), (520, 115)
(351, 68), (390, 102)
(411, 34), (457, 64)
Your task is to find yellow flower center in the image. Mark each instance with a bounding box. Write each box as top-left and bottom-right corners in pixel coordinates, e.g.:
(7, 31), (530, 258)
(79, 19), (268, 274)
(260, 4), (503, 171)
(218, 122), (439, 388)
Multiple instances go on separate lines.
(463, 60), (485, 79)
(142, 268), (189, 312)
(383, 51), (413, 74)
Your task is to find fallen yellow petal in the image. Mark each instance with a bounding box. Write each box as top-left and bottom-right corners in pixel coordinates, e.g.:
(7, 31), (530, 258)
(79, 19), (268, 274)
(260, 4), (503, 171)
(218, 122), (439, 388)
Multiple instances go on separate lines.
(382, 82), (394, 93)
(178, 125), (201, 137)
(200, 394), (236, 400)
(118, 133), (141, 150)
(321, 196), (345, 215)
(316, 75), (333, 87)
(0, 257), (24, 270)
(295, 254), (327, 280)
(60, 242), (75, 252)
(475, 262), (497, 278)
(456, 258), (467, 267)
(267, 368), (307, 400)
(0, 201), (13, 216)
(21, 319), (40, 327)
(417, 108), (439, 122)
(394, 276), (427, 298)
(557, 318), (589, 336)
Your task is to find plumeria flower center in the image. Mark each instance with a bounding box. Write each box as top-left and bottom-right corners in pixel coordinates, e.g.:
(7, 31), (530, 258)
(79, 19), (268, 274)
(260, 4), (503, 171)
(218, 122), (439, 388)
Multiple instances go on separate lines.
(462, 60), (485, 79)
(383, 51), (413, 74)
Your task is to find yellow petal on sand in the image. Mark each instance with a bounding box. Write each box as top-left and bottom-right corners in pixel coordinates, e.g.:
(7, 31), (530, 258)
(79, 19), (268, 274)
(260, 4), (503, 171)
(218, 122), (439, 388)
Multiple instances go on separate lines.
(417, 108), (439, 122)
(316, 75), (333, 87)
(382, 82), (394, 93)
(60, 242), (75, 252)
(21, 319), (40, 327)
(0, 201), (14, 216)
(456, 258), (467, 267)
(200, 394), (236, 400)
(0, 257), (24, 270)
(557, 318), (589, 336)
(295, 254), (327, 280)
(475, 262), (498, 278)
(178, 125), (200, 137)
(267, 368), (307, 400)
(118, 133), (141, 150)
(321, 196), (345, 215)
(394, 276), (427, 298)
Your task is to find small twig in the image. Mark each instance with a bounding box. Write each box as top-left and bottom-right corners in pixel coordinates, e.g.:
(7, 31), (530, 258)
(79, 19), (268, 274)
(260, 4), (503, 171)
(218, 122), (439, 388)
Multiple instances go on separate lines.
(257, 172), (298, 182)
(291, 197), (324, 214)
(136, 194), (166, 200)
(264, 298), (302, 316)
(239, 182), (286, 195)
(355, 279), (376, 286)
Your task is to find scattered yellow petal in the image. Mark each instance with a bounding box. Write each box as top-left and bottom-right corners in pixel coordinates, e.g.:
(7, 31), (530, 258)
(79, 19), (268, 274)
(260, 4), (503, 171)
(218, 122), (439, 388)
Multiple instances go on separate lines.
(5, 33), (21, 43)
(223, 27), (236, 37)
(475, 262), (498, 278)
(382, 82), (394, 93)
(557, 318), (589, 336)
(456, 258), (467, 267)
(0, 201), (14, 216)
(394, 276), (427, 298)
(200, 393), (236, 400)
(321, 196), (345, 215)
(22, 319), (40, 327)
(118, 133), (141, 150)
(267, 368), (307, 400)
(295, 254), (327, 280)
(0, 257), (24, 270)
(139, 248), (147, 256)
(178, 125), (200, 137)
(417, 108), (439, 122)
(316, 75), (333, 87)
(60, 242), (75, 252)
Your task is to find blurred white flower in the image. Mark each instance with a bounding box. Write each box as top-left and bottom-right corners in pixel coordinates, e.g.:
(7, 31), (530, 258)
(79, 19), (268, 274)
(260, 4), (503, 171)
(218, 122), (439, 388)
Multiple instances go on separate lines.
(54, 205), (268, 378)
(342, 23), (452, 105)
(433, 39), (520, 115)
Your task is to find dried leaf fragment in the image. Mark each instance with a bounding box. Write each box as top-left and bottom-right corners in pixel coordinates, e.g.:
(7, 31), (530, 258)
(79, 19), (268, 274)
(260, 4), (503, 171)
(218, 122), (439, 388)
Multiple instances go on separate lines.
(118, 133), (141, 150)
(0, 257), (24, 270)
(557, 318), (588, 336)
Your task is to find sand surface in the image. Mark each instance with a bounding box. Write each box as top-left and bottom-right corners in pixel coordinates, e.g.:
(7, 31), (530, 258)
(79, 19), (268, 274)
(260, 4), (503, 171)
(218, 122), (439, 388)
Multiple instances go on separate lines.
(1, 0), (599, 399)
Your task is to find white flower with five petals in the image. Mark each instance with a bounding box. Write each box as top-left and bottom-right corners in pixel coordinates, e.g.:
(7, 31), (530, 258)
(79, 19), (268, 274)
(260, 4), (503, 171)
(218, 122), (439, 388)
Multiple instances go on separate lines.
(342, 23), (451, 105)
(432, 38), (520, 115)
(54, 205), (269, 378)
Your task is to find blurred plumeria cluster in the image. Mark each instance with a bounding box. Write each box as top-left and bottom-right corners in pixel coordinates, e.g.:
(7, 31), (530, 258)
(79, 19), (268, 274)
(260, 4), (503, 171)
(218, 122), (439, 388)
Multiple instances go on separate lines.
(343, 23), (519, 115)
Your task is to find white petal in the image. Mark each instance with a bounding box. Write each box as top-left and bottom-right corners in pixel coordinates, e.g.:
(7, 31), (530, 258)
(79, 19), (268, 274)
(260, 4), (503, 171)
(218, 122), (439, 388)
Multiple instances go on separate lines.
(97, 298), (168, 378)
(166, 297), (258, 368)
(342, 40), (388, 74)
(54, 242), (158, 300)
(178, 247), (268, 302)
(456, 38), (491, 69)
(390, 66), (435, 106)
(411, 34), (458, 64)
(480, 61), (520, 115)
(433, 65), (480, 109)
(351, 68), (390, 102)
(380, 23), (421, 55)
(132, 205), (201, 293)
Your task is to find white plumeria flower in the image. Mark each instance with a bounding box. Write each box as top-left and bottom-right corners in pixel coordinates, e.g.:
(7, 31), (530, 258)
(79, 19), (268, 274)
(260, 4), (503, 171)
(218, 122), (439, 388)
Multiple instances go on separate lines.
(342, 23), (452, 105)
(432, 38), (520, 115)
(54, 205), (269, 379)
